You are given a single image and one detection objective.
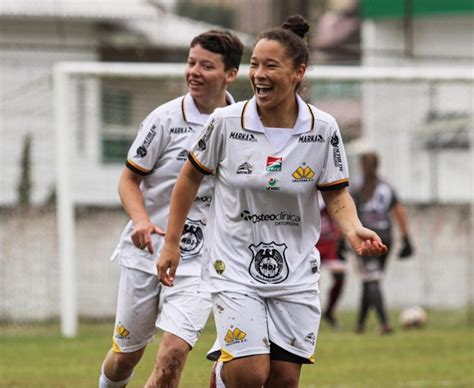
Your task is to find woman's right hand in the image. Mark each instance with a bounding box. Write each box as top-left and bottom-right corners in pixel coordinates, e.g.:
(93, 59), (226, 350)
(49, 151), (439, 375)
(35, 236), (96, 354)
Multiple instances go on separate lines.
(156, 243), (180, 287)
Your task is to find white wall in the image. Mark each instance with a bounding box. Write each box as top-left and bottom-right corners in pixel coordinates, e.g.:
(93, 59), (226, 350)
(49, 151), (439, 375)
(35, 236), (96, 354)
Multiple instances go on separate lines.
(0, 20), (99, 206)
(361, 15), (474, 204)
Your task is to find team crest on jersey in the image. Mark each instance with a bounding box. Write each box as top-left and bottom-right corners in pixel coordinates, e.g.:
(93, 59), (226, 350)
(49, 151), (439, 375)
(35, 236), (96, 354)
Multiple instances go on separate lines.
(134, 124), (157, 158)
(292, 163), (315, 182)
(248, 242), (289, 284)
(180, 219), (205, 260)
(266, 156), (282, 172)
(236, 162), (253, 175)
(330, 133), (340, 146)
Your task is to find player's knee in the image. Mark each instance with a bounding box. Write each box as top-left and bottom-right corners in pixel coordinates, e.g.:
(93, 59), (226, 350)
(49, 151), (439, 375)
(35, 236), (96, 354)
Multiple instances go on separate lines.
(158, 334), (191, 364)
(110, 349), (144, 373)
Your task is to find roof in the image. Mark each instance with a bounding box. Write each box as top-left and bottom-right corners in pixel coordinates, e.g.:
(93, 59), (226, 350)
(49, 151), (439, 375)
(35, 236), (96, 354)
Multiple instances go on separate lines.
(0, 0), (254, 49)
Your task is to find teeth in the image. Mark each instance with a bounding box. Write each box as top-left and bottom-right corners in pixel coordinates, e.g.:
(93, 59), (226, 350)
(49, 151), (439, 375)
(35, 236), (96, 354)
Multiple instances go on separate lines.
(256, 84), (271, 89)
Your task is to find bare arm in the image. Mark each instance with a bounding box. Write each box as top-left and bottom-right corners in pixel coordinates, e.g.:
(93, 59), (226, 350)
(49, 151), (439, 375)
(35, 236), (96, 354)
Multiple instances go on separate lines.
(321, 188), (387, 256)
(157, 161), (205, 286)
(118, 168), (164, 254)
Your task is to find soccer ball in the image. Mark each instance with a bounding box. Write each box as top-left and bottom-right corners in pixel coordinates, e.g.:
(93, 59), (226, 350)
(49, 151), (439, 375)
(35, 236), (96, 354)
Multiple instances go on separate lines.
(399, 306), (427, 329)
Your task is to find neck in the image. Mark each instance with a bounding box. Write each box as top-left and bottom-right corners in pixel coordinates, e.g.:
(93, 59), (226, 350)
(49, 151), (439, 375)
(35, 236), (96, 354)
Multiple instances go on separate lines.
(259, 96), (298, 128)
(194, 93), (228, 114)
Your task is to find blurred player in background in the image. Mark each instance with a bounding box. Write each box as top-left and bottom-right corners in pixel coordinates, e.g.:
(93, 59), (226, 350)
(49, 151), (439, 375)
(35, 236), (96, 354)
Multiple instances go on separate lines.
(98, 30), (243, 388)
(352, 151), (414, 335)
(316, 192), (347, 329)
(158, 15), (387, 388)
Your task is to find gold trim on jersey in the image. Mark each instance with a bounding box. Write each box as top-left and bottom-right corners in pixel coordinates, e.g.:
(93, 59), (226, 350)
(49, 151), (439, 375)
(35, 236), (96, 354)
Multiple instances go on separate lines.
(126, 159), (151, 174)
(317, 178), (349, 188)
(241, 100), (250, 129)
(188, 152), (213, 175)
(181, 96), (187, 122)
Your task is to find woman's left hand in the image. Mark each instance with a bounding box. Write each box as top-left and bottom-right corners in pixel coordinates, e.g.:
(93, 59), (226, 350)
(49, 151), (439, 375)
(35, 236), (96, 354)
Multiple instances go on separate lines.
(346, 227), (388, 256)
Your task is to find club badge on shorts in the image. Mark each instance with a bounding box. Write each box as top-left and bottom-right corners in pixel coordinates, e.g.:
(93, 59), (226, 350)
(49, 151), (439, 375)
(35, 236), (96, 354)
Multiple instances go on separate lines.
(180, 219), (205, 260)
(248, 242), (289, 284)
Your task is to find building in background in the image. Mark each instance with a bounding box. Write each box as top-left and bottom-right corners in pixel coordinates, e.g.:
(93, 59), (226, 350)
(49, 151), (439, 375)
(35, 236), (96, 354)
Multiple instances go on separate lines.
(0, 0), (252, 206)
(359, 0), (473, 203)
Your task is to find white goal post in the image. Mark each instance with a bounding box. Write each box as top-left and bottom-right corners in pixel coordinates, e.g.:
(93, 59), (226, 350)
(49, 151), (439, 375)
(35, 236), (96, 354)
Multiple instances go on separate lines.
(53, 62), (474, 338)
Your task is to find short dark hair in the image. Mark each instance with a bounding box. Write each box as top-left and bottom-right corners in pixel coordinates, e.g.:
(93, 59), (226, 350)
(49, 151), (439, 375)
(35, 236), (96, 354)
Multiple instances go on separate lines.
(190, 30), (244, 71)
(256, 15), (310, 69)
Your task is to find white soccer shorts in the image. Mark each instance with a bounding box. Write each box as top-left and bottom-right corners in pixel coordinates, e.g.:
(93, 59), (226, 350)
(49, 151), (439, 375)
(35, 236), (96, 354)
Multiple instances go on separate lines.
(212, 289), (321, 363)
(112, 266), (211, 353)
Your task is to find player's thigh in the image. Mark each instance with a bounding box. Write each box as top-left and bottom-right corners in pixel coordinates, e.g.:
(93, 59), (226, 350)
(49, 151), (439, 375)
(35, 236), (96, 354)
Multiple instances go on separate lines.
(212, 290), (270, 361)
(156, 276), (212, 348)
(113, 266), (160, 353)
(267, 290), (321, 363)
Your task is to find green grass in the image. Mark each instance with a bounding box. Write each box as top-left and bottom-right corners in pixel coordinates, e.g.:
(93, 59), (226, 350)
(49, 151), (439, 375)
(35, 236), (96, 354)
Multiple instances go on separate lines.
(1, 310), (473, 387)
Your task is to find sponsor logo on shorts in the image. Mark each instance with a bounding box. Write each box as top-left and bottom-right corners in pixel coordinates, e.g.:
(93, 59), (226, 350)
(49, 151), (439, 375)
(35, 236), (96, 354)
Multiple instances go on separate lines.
(134, 124), (157, 158)
(170, 126), (195, 134)
(305, 332), (316, 345)
(224, 327), (247, 345)
(310, 260), (319, 274)
(214, 259), (226, 274)
(266, 156), (282, 172)
(195, 119), (215, 151)
(114, 323), (130, 339)
(229, 132), (257, 142)
(298, 134), (324, 143)
(180, 219), (205, 260)
(177, 149), (188, 161)
(236, 162), (253, 175)
(292, 163), (315, 182)
(248, 241), (289, 284)
(266, 177), (280, 191)
(240, 210), (300, 227)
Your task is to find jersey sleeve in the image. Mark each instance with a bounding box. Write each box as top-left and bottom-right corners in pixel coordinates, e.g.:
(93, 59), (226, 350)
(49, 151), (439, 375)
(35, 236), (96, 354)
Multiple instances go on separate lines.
(125, 111), (169, 176)
(317, 118), (350, 191)
(188, 112), (225, 175)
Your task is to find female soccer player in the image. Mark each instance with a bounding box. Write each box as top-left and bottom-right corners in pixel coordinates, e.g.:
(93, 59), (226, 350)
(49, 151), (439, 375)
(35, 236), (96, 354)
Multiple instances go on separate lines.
(352, 151), (413, 335)
(98, 30), (243, 388)
(158, 16), (387, 388)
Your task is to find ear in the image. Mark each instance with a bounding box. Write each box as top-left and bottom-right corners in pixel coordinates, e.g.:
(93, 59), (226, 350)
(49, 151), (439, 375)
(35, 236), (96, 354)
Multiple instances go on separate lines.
(293, 63), (306, 84)
(225, 67), (238, 85)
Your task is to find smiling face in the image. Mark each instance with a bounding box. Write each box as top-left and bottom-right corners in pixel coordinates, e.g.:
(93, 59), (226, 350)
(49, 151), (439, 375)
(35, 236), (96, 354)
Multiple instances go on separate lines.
(185, 44), (236, 113)
(249, 38), (306, 113)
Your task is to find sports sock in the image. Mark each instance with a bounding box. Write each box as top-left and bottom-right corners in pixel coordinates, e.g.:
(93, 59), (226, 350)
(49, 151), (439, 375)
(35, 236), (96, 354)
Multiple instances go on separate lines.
(99, 364), (133, 388)
(215, 361), (225, 388)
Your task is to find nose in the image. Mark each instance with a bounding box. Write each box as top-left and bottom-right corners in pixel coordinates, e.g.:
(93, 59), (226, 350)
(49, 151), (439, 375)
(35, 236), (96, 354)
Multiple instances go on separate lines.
(188, 63), (201, 77)
(250, 65), (265, 81)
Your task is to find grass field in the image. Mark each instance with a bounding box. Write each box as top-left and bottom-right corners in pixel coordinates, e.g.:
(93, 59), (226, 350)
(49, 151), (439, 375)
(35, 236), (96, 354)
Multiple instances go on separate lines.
(1, 310), (473, 387)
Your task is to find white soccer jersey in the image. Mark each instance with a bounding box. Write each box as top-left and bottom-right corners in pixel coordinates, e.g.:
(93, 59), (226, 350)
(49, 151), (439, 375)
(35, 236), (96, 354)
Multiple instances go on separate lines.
(112, 92), (234, 276)
(189, 95), (349, 294)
